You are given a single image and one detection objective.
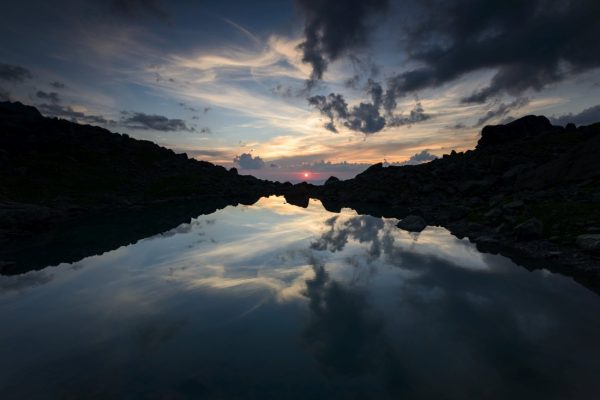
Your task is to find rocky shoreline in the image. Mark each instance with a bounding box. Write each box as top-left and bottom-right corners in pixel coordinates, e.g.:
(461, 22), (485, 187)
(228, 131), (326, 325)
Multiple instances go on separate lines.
(2, 101), (600, 292)
(283, 115), (600, 292)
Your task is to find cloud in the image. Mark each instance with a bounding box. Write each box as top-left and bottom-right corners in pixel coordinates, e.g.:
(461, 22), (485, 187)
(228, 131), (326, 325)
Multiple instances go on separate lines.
(234, 153), (265, 169)
(296, 0), (388, 86)
(344, 102), (386, 134)
(0, 86), (9, 101)
(472, 97), (530, 127)
(308, 91), (430, 134)
(177, 102), (199, 112)
(38, 103), (113, 125)
(384, 0), (600, 104)
(121, 112), (193, 132)
(0, 63), (32, 82)
(183, 149), (230, 160)
(387, 102), (431, 127)
(308, 93), (349, 132)
(392, 150), (437, 166)
(199, 127), (212, 134)
(36, 90), (61, 104)
(109, 0), (169, 20)
(550, 104), (600, 126)
(50, 81), (67, 89)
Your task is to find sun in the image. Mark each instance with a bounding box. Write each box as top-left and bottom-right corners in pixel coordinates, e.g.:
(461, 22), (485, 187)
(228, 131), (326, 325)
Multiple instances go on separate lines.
(303, 172), (310, 178)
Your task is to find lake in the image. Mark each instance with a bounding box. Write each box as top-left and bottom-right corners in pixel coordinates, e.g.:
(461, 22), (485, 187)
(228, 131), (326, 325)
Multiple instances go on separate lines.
(1, 196), (600, 399)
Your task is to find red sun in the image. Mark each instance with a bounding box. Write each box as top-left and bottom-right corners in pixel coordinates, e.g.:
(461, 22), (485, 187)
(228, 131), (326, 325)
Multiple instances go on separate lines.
(303, 172), (310, 178)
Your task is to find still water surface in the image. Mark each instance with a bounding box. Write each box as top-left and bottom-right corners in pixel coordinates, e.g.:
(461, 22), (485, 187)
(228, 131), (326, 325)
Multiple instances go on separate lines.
(1, 196), (600, 399)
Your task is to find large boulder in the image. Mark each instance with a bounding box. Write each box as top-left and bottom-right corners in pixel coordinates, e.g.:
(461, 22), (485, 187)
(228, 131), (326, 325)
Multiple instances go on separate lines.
(477, 115), (553, 149)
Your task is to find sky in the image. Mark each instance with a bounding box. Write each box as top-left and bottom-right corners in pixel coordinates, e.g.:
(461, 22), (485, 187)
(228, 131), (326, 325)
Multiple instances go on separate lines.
(1, 0), (600, 182)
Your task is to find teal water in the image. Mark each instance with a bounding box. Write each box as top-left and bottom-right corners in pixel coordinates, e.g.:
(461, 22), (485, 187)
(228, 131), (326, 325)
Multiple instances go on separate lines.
(1, 196), (599, 399)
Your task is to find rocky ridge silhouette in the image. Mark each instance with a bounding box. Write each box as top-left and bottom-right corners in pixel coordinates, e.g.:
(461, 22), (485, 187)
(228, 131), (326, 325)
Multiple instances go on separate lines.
(2, 101), (600, 291)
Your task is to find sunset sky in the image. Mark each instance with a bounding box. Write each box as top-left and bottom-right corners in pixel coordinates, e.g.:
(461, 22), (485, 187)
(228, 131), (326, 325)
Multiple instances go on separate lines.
(2, 0), (600, 182)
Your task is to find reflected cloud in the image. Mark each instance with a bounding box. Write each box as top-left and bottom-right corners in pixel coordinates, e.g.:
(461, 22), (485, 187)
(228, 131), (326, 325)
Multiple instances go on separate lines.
(0, 270), (54, 294)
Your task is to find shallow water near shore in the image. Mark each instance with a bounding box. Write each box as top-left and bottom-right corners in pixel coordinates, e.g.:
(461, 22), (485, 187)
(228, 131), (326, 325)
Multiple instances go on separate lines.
(1, 196), (600, 399)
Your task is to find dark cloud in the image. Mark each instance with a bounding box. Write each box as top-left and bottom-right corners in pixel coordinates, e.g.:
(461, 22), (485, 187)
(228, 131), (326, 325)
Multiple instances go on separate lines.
(296, 0), (388, 87)
(177, 102), (199, 112)
(384, 0), (600, 104)
(234, 153), (265, 169)
(0, 63), (32, 82)
(311, 215), (384, 257)
(0, 86), (9, 101)
(308, 90), (430, 134)
(366, 79), (383, 109)
(109, 0), (169, 20)
(344, 75), (361, 89)
(344, 102), (386, 134)
(50, 81), (67, 89)
(386, 101), (430, 127)
(38, 103), (113, 125)
(550, 104), (600, 126)
(473, 97), (529, 127)
(199, 127), (212, 134)
(308, 93), (349, 132)
(448, 122), (467, 130)
(36, 90), (61, 104)
(302, 256), (388, 377)
(121, 112), (193, 132)
(271, 83), (294, 98)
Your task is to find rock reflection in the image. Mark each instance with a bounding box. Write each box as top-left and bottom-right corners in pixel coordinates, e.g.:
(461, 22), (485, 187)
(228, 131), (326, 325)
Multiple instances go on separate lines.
(300, 212), (599, 399)
(0, 197), (259, 275)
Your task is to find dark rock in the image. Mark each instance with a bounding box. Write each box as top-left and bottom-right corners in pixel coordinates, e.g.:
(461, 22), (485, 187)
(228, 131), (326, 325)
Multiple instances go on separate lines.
(503, 200), (524, 211)
(515, 218), (544, 241)
(576, 234), (600, 252)
(477, 115), (553, 148)
(0, 101), (42, 119)
(397, 215), (427, 232)
(325, 176), (340, 185)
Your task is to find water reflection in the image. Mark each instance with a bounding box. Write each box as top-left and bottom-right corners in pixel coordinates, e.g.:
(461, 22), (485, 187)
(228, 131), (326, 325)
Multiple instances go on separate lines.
(1, 197), (599, 399)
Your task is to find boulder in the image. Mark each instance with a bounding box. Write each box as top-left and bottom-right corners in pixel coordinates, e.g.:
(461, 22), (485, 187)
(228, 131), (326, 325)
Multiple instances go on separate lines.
(397, 215), (427, 232)
(325, 176), (340, 185)
(515, 218), (544, 241)
(575, 234), (600, 252)
(477, 115), (553, 149)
